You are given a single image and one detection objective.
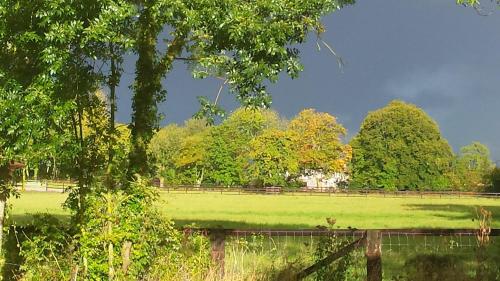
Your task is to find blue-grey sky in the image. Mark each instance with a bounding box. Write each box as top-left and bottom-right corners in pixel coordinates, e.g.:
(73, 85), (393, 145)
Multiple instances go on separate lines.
(115, 0), (500, 161)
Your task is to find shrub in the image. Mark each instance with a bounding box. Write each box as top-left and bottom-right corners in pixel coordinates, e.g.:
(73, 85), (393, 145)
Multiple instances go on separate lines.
(12, 177), (212, 281)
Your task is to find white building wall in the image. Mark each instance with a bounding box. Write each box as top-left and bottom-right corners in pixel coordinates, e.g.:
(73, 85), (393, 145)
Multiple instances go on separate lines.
(298, 171), (349, 189)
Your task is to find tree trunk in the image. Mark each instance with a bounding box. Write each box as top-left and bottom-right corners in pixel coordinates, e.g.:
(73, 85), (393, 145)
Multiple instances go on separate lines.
(129, 6), (159, 178)
(107, 196), (115, 280)
(129, 4), (185, 179)
(21, 167), (26, 191)
(105, 43), (120, 191)
(196, 168), (204, 187)
(0, 196), (5, 255)
(109, 45), (117, 165)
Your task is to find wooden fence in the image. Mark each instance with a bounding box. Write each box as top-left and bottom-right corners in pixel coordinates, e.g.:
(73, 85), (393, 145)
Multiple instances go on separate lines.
(162, 185), (500, 199)
(16, 180), (76, 193)
(201, 228), (500, 280)
(17, 181), (500, 199)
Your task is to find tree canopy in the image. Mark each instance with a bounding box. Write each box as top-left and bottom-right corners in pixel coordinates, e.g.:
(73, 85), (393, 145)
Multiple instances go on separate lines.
(451, 142), (494, 190)
(148, 108), (352, 188)
(350, 101), (454, 190)
(288, 108), (351, 176)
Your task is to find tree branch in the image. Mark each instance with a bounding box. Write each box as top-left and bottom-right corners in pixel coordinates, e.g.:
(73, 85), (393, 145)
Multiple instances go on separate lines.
(295, 234), (366, 280)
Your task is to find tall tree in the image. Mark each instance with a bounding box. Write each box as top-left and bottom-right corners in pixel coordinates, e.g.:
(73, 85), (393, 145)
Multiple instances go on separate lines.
(452, 142), (494, 190)
(245, 129), (299, 187)
(149, 118), (211, 185)
(490, 167), (500, 192)
(128, 0), (356, 176)
(0, 0), (77, 252)
(287, 109), (351, 179)
(205, 108), (281, 186)
(175, 125), (211, 186)
(350, 101), (454, 190)
(0, 0), (137, 224)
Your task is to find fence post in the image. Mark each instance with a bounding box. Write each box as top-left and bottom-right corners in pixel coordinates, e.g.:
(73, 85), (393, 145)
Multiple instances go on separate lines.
(366, 230), (382, 281)
(210, 229), (226, 278)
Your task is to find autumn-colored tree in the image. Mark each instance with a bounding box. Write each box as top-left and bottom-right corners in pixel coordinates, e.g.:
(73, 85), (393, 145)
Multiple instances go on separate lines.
(287, 109), (351, 178)
(149, 119), (211, 185)
(149, 124), (185, 184)
(351, 101), (454, 190)
(175, 120), (212, 186)
(245, 129), (299, 187)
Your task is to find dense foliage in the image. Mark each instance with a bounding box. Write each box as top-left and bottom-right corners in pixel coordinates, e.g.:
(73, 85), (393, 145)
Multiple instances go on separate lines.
(245, 129), (299, 187)
(450, 142), (494, 191)
(288, 109), (351, 177)
(149, 108), (350, 187)
(490, 167), (500, 192)
(204, 108), (284, 186)
(350, 101), (455, 190)
(7, 178), (211, 281)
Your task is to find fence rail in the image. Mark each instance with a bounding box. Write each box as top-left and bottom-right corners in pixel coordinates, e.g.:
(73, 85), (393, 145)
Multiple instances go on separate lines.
(15, 180), (76, 193)
(162, 185), (500, 199)
(15, 181), (500, 199)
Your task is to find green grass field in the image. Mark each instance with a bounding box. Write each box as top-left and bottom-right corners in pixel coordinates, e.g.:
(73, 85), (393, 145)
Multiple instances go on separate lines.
(9, 191), (500, 229)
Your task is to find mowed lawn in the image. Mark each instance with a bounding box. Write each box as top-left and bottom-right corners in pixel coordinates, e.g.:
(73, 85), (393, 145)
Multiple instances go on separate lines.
(9, 191), (500, 229)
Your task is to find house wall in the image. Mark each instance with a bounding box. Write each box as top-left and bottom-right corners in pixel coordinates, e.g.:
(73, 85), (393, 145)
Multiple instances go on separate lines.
(298, 171), (349, 189)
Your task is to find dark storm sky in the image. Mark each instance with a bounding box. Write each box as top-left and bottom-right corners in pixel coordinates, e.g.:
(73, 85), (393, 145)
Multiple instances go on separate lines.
(115, 0), (500, 161)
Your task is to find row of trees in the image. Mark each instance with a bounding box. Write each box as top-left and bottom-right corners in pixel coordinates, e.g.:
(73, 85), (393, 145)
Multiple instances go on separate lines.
(149, 108), (351, 187)
(150, 101), (497, 191)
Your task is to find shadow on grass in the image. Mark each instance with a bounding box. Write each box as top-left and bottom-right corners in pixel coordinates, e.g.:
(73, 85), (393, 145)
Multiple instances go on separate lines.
(9, 213), (70, 225)
(404, 204), (500, 222)
(172, 219), (314, 230)
(13, 214), (314, 229)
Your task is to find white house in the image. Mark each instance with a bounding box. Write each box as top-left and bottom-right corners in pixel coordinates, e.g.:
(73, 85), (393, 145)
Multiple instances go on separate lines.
(298, 170), (349, 189)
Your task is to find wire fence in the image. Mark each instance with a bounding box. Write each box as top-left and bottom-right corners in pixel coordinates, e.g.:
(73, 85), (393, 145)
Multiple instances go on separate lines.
(211, 228), (500, 250)
(205, 228), (500, 280)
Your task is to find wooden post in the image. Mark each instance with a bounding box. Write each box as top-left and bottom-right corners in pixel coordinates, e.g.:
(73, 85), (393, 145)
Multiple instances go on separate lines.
(210, 229), (226, 278)
(366, 230), (382, 281)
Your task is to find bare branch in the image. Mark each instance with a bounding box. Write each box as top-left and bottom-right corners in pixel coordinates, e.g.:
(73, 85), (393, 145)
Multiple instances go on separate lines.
(214, 79), (228, 106)
(474, 4), (494, 16)
(174, 57), (198, 61)
(320, 39), (345, 73)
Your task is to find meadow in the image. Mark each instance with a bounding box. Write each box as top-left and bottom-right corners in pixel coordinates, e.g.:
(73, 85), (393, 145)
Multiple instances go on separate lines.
(9, 191), (500, 229)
